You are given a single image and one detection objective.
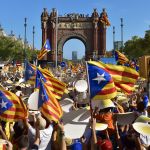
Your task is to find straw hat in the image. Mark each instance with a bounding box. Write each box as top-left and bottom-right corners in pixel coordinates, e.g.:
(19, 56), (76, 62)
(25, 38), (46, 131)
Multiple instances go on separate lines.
(99, 99), (115, 110)
(116, 96), (128, 104)
(117, 92), (126, 97)
(132, 122), (150, 136)
(94, 123), (108, 131)
(115, 112), (136, 125)
(134, 115), (150, 123)
(6, 79), (13, 84)
(65, 138), (73, 146)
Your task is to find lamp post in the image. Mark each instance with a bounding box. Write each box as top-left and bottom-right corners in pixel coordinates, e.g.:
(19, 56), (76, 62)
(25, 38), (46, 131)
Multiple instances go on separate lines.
(113, 26), (115, 51)
(24, 18), (27, 61)
(120, 18), (124, 52)
(32, 26), (35, 51)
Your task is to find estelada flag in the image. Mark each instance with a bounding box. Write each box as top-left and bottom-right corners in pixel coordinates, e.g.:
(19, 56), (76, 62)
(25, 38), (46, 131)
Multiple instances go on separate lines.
(38, 81), (63, 122)
(115, 50), (129, 65)
(37, 39), (51, 60)
(99, 61), (139, 94)
(0, 90), (27, 122)
(24, 61), (36, 84)
(87, 61), (117, 100)
(35, 68), (67, 100)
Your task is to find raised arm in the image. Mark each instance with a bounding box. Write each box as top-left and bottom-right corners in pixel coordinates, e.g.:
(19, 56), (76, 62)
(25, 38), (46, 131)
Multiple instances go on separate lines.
(58, 122), (67, 150)
(90, 118), (97, 150)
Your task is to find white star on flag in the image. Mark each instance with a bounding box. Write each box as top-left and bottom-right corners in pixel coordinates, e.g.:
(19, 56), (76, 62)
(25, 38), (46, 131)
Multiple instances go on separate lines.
(92, 72), (106, 84)
(0, 98), (8, 109)
(45, 44), (48, 49)
(38, 76), (44, 81)
(28, 70), (33, 75)
(41, 93), (45, 101)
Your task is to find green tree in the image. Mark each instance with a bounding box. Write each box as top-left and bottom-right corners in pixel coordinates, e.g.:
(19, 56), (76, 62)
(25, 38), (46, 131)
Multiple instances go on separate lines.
(123, 30), (150, 59)
(0, 36), (39, 62)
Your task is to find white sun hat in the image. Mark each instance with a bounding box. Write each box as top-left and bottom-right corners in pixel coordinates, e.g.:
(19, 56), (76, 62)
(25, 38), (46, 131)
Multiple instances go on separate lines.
(132, 122), (150, 136)
(134, 115), (150, 123)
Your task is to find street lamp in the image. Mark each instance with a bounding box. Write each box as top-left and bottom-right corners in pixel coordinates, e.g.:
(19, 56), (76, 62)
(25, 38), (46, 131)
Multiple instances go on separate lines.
(120, 18), (124, 52)
(32, 26), (35, 51)
(24, 18), (27, 61)
(113, 26), (115, 51)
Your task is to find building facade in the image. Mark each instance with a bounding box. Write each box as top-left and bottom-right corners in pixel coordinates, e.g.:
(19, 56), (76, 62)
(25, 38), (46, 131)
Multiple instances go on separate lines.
(41, 8), (110, 62)
(72, 51), (77, 61)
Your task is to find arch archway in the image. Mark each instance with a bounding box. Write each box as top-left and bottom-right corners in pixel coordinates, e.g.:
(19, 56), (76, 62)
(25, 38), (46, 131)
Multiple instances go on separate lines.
(57, 33), (88, 61)
(41, 8), (109, 62)
(63, 38), (86, 60)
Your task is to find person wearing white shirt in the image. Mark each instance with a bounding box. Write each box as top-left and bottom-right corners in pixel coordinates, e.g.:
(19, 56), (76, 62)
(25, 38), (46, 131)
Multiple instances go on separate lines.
(25, 114), (53, 150)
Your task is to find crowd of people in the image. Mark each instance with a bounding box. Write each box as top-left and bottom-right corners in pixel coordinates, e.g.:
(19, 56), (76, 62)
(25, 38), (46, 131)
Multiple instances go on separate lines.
(0, 64), (150, 150)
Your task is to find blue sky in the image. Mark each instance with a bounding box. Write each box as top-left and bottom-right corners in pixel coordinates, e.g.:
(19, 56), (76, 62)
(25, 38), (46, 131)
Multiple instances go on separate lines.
(0, 0), (150, 59)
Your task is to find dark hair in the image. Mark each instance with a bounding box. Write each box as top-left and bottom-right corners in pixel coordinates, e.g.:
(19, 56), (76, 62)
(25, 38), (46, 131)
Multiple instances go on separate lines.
(17, 135), (29, 149)
(16, 86), (21, 91)
(124, 135), (136, 149)
(137, 101), (145, 112)
(13, 122), (24, 138)
(99, 107), (112, 113)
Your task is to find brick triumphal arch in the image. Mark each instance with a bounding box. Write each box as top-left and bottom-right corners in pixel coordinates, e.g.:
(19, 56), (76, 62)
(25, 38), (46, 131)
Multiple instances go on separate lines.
(41, 8), (110, 62)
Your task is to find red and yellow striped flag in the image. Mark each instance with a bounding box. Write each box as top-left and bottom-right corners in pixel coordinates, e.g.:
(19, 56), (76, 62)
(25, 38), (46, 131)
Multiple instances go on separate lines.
(87, 61), (117, 100)
(115, 50), (129, 65)
(38, 39), (51, 60)
(100, 61), (139, 94)
(36, 68), (67, 100)
(38, 81), (63, 122)
(0, 90), (27, 122)
(25, 61), (36, 85)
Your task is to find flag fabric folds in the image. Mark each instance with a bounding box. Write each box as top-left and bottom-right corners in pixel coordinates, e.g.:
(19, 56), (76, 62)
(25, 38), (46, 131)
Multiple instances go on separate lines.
(100, 14), (110, 26)
(87, 61), (117, 100)
(0, 90), (27, 122)
(99, 61), (139, 94)
(0, 144), (6, 150)
(115, 50), (129, 65)
(37, 39), (51, 60)
(25, 61), (36, 84)
(38, 81), (63, 122)
(104, 63), (139, 84)
(35, 68), (67, 100)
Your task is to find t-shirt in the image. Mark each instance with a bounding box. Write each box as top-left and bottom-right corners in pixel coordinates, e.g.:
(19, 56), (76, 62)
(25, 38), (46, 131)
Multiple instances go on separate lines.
(28, 124), (53, 150)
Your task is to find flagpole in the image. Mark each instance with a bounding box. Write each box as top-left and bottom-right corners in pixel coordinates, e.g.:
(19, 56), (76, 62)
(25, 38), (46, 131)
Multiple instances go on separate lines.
(85, 61), (93, 118)
(55, 10), (58, 69)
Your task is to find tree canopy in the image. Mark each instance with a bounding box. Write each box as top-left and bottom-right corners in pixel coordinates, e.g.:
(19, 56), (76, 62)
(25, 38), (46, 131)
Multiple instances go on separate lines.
(123, 30), (150, 59)
(0, 36), (39, 62)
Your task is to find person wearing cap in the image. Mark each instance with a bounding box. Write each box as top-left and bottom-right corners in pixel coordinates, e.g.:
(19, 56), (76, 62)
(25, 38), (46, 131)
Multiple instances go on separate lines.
(25, 113), (53, 150)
